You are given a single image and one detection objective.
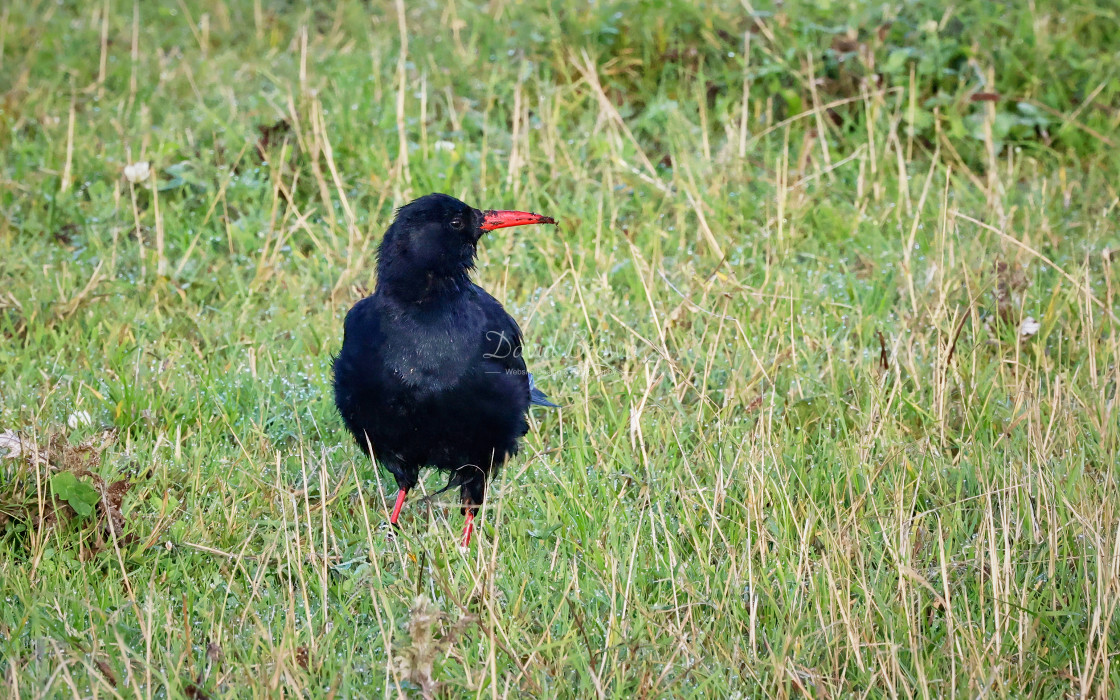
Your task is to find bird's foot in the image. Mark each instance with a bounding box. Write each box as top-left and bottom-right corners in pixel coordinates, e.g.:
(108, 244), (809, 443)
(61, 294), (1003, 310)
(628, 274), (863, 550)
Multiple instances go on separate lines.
(460, 511), (475, 549)
(390, 489), (408, 524)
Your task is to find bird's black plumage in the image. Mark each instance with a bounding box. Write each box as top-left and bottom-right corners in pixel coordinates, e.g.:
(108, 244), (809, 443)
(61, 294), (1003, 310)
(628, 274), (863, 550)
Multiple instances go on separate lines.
(332, 193), (556, 544)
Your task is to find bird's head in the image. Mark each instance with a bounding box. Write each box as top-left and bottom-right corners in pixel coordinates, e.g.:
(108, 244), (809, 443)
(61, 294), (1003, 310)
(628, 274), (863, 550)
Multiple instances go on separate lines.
(376, 193), (556, 300)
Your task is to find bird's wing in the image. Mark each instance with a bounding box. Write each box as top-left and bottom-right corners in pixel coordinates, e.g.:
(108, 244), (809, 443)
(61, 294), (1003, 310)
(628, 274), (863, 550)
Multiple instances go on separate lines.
(341, 296), (382, 349)
(478, 291), (529, 377)
(529, 372), (558, 407)
(476, 287), (557, 408)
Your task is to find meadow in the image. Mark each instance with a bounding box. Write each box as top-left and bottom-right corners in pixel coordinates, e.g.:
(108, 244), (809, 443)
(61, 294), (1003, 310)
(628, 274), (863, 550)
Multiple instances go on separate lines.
(1, 0), (1119, 696)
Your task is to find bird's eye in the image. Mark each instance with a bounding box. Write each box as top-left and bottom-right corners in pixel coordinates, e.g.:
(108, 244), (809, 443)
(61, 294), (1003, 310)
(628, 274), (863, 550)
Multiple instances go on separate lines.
(450, 217), (465, 231)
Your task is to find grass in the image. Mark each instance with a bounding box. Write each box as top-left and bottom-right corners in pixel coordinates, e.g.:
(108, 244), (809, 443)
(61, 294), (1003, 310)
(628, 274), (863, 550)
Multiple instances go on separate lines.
(1, 0), (1119, 696)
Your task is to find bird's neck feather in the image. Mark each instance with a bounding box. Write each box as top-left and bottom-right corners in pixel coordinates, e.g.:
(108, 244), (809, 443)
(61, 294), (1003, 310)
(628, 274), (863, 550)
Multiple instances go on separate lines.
(376, 264), (472, 306)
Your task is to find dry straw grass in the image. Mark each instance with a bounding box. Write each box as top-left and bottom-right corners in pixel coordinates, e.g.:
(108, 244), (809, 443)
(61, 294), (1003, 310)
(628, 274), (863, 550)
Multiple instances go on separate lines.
(1, 1), (1118, 697)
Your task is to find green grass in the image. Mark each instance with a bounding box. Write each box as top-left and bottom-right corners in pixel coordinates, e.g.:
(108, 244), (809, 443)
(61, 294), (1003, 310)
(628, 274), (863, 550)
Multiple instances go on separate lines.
(2, 0), (1119, 696)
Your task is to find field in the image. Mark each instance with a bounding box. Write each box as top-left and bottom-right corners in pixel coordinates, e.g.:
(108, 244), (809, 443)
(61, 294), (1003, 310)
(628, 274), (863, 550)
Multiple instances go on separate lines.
(2, 0), (1119, 697)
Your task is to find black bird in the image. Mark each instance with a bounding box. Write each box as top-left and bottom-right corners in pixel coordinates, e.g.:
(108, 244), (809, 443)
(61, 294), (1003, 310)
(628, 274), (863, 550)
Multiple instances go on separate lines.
(333, 193), (557, 547)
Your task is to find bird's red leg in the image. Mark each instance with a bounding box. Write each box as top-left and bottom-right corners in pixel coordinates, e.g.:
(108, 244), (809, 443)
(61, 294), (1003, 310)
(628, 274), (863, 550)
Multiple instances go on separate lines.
(389, 489), (408, 525)
(460, 509), (476, 548)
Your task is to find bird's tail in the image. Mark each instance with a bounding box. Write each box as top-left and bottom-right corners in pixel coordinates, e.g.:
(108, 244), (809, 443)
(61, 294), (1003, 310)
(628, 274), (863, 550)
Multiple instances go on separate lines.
(529, 373), (558, 408)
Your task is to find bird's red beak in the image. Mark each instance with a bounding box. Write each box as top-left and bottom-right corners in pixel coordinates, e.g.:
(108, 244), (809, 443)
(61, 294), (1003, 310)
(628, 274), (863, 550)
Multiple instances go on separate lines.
(480, 209), (557, 231)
